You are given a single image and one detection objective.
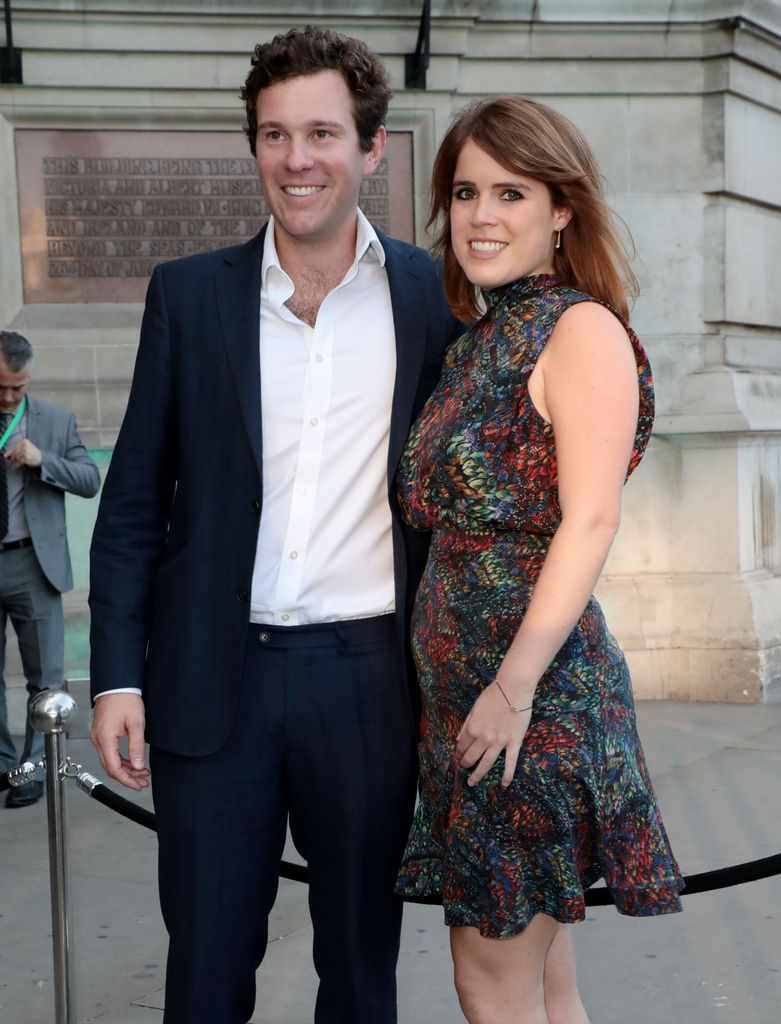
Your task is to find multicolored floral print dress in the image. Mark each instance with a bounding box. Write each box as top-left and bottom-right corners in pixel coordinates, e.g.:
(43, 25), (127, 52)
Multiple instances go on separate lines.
(395, 273), (684, 938)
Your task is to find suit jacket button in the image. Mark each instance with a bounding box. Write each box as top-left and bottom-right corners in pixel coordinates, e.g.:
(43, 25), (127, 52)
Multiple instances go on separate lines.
(250, 500), (260, 514)
(236, 589), (248, 603)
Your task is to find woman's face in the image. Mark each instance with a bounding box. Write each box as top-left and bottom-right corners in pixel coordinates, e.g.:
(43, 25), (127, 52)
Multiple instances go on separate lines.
(449, 138), (570, 290)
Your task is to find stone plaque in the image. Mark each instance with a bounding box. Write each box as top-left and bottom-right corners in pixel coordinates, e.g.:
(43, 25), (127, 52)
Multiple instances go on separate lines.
(15, 129), (414, 304)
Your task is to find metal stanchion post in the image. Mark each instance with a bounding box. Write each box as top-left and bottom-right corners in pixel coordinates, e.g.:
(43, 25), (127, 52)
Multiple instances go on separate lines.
(30, 690), (78, 1024)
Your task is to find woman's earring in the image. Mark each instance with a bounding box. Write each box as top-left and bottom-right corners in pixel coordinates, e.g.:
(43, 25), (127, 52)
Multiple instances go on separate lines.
(555, 229), (561, 250)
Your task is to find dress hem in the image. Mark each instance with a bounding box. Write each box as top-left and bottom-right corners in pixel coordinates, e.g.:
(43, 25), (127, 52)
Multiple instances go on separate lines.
(395, 875), (684, 940)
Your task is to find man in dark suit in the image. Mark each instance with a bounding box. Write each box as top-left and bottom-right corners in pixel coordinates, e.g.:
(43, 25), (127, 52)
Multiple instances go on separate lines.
(0, 330), (100, 807)
(89, 26), (458, 1024)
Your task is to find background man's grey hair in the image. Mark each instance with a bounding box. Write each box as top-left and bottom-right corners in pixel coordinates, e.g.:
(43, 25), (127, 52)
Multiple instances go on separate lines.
(0, 331), (34, 372)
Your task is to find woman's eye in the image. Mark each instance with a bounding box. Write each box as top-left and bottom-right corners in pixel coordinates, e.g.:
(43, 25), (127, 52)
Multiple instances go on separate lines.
(454, 187), (476, 201)
(501, 189), (523, 201)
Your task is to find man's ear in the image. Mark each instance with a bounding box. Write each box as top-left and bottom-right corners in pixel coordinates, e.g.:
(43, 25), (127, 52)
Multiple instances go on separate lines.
(363, 126), (387, 177)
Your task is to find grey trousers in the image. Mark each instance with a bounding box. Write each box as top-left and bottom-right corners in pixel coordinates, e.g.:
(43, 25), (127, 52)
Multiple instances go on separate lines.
(0, 545), (64, 772)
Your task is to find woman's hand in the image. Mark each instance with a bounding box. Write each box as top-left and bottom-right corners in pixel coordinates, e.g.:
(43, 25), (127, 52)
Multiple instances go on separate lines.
(455, 682), (532, 788)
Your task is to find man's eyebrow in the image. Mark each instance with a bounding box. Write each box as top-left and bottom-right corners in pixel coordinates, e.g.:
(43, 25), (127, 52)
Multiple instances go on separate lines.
(257, 119), (347, 131)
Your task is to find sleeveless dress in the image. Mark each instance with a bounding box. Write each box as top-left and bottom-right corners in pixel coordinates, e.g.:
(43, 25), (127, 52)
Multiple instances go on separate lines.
(395, 273), (684, 938)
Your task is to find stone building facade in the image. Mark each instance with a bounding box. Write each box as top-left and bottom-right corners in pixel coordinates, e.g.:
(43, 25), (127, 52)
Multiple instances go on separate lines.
(1, 1), (780, 713)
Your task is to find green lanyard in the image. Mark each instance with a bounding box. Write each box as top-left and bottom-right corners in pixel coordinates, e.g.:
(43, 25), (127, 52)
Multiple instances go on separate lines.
(0, 396), (26, 450)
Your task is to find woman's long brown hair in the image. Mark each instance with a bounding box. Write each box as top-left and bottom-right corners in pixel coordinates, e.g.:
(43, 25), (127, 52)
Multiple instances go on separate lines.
(429, 96), (638, 322)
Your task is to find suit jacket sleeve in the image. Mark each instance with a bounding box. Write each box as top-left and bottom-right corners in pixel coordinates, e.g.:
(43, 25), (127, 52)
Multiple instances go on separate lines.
(89, 265), (177, 698)
(38, 414), (100, 497)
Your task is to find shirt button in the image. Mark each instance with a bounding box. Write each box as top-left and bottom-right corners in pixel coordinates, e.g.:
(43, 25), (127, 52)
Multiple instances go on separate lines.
(301, 485), (309, 494)
(280, 613), (290, 622)
(289, 551), (298, 560)
(316, 354), (324, 362)
(236, 589), (248, 603)
(310, 417), (319, 426)
(259, 630), (272, 643)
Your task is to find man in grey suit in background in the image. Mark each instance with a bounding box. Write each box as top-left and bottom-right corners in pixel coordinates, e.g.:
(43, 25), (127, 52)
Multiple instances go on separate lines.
(0, 330), (100, 807)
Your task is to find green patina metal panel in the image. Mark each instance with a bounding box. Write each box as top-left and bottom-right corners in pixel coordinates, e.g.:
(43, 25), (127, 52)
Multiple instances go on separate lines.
(63, 448), (111, 674)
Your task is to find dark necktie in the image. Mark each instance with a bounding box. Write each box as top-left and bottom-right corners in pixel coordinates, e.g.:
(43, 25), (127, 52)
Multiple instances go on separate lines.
(0, 413), (10, 541)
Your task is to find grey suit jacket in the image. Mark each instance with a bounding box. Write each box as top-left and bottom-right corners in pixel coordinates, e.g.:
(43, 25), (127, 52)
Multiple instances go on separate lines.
(21, 396), (100, 593)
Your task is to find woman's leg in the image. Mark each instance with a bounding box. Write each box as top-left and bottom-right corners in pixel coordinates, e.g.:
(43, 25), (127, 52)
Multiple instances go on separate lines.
(450, 914), (559, 1024)
(543, 926), (590, 1024)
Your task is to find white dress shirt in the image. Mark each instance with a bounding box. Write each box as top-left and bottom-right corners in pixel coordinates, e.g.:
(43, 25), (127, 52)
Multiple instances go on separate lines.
(101, 211), (397, 695)
(250, 212), (397, 625)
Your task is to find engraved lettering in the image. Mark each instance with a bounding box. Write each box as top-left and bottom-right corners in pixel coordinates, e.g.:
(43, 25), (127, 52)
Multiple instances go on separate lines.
(23, 131), (410, 297)
(43, 153), (266, 279)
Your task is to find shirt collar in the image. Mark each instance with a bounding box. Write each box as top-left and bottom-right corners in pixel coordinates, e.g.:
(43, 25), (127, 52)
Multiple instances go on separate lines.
(355, 208), (386, 267)
(261, 209), (386, 291)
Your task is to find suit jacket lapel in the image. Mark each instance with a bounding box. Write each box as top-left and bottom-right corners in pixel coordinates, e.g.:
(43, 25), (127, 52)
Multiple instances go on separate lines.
(383, 234), (426, 484)
(22, 395), (43, 444)
(215, 228), (266, 478)
(16, 397), (44, 494)
(216, 226), (426, 487)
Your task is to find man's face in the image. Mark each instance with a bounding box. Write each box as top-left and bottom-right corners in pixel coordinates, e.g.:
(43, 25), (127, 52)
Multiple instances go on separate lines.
(0, 356), (30, 415)
(254, 69), (385, 253)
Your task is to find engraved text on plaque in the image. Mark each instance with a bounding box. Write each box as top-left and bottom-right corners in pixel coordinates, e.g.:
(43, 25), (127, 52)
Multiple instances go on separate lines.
(16, 130), (414, 304)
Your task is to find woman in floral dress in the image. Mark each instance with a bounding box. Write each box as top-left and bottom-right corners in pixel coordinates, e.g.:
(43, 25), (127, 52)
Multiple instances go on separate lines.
(395, 97), (684, 1023)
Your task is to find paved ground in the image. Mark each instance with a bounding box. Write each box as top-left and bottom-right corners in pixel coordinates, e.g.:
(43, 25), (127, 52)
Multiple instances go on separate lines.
(1, 700), (780, 1024)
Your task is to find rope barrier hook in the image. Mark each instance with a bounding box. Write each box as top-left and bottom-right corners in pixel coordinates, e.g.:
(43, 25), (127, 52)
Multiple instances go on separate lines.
(5, 758), (42, 786)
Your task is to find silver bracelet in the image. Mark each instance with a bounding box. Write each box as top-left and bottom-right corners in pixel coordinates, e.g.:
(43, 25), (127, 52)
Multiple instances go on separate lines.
(493, 679), (534, 714)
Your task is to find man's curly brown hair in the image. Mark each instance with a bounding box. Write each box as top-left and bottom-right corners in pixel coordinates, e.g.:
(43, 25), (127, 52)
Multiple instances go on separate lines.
(240, 26), (392, 156)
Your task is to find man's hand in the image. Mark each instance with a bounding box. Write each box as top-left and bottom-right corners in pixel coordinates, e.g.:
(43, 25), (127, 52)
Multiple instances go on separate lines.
(5, 438), (42, 469)
(90, 693), (150, 790)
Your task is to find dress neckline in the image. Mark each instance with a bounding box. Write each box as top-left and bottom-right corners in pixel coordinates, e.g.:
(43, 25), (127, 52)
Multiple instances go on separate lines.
(485, 273), (561, 308)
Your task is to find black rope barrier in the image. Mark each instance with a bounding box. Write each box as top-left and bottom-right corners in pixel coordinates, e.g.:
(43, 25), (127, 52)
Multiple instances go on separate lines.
(88, 780), (157, 831)
(83, 780), (313, 882)
(83, 778), (781, 907)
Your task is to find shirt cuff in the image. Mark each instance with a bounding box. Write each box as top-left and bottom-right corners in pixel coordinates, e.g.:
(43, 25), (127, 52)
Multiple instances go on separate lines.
(95, 688), (143, 698)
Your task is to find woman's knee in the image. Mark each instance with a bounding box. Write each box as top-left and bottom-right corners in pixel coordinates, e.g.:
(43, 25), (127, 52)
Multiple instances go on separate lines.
(453, 959), (494, 1023)
(454, 964), (546, 1024)
(451, 919), (556, 1023)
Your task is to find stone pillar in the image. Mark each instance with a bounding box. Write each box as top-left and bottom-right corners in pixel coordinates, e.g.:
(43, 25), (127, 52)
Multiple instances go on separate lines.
(592, 9), (781, 702)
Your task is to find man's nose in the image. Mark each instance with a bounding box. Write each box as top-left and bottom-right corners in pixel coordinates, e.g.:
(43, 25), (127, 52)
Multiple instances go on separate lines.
(285, 138), (315, 172)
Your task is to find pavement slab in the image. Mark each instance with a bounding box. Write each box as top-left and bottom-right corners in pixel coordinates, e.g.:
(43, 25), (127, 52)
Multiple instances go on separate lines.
(1, 701), (779, 1023)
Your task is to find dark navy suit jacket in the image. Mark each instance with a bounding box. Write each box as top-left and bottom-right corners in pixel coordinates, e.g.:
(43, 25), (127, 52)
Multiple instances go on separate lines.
(89, 225), (460, 755)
